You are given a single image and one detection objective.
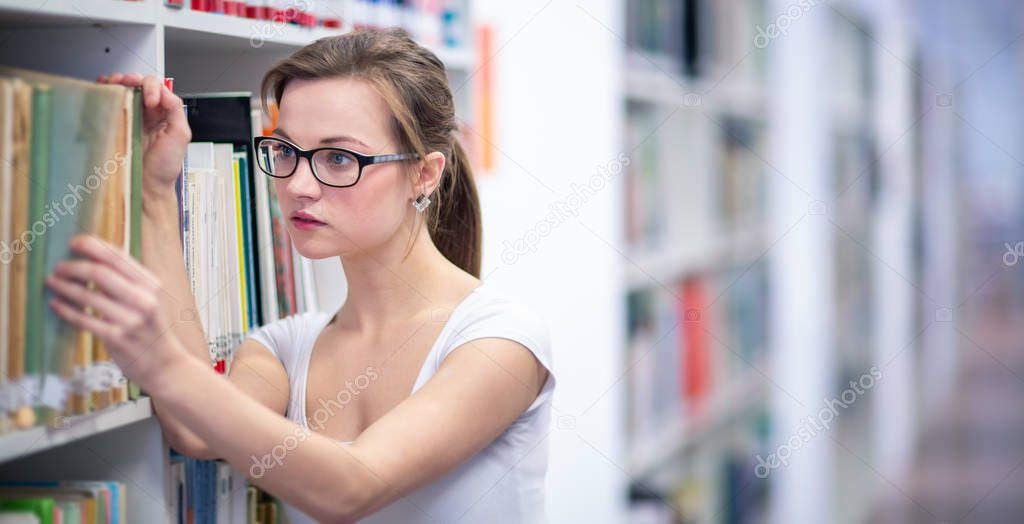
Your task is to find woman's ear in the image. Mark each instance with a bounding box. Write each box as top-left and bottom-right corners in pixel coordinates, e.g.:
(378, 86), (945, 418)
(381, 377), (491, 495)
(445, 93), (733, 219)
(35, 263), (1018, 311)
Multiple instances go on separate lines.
(413, 151), (446, 197)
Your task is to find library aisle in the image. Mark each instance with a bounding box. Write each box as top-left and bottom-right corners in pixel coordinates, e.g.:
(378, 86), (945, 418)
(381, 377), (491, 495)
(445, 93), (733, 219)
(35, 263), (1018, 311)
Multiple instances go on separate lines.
(870, 298), (1024, 523)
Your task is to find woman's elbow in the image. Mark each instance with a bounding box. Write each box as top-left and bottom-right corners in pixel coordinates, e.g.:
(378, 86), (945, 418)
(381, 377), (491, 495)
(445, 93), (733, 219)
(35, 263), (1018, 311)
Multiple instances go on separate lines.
(310, 484), (379, 523)
(157, 419), (217, 459)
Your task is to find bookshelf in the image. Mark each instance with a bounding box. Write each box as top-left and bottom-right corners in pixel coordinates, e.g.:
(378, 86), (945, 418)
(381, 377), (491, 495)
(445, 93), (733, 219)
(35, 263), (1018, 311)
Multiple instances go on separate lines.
(622, 2), (773, 522)
(0, 1), (474, 522)
(620, 1), (949, 523)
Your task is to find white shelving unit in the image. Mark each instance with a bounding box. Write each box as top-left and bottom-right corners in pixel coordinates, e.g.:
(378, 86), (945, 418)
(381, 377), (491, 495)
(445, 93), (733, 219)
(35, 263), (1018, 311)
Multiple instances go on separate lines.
(0, 2), (474, 521)
(621, 1), (955, 523)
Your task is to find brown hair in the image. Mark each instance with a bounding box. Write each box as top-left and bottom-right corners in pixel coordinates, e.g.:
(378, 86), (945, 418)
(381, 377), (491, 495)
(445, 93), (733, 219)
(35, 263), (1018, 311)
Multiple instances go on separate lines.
(261, 28), (482, 277)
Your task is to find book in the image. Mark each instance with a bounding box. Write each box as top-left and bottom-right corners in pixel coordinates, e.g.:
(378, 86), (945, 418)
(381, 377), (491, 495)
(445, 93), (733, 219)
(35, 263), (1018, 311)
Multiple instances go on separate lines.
(0, 66), (139, 429)
(0, 78), (12, 433)
(23, 84), (50, 428)
(680, 277), (710, 406)
(5, 79), (31, 429)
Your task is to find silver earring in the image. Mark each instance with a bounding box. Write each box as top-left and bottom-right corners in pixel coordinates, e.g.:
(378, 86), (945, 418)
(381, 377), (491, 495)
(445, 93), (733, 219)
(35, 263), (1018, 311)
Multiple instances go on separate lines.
(413, 194), (431, 212)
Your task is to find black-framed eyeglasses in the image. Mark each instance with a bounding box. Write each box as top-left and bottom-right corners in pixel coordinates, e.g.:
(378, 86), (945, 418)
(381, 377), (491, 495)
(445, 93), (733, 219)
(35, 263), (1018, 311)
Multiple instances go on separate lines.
(253, 135), (419, 188)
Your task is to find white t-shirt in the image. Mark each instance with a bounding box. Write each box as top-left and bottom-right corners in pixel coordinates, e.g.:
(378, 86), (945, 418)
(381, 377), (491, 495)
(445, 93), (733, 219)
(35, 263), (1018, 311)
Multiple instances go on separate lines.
(246, 282), (556, 523)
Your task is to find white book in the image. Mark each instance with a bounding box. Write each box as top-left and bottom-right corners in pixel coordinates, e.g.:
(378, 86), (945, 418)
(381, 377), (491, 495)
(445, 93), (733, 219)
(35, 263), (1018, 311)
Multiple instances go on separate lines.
(292, 246), (305, 313)
(254, 166), (279, 324)
(0, 513), (41, 524)
(215, 461), (233, 524)
(300, 253), (319, 313)
(186, 142), (220, 364)
(213, 143), (244, 363)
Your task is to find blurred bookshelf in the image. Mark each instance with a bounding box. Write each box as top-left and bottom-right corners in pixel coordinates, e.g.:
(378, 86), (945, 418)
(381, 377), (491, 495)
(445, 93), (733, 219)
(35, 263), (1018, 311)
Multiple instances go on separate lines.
(622, 1), (773, 522)
(620, 1), (948, 523)
(0, 1), (475, 522)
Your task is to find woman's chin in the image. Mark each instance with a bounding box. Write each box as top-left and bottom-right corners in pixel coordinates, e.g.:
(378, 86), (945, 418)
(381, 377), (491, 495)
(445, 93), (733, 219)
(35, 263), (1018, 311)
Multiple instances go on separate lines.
(289, 238), (337, 260)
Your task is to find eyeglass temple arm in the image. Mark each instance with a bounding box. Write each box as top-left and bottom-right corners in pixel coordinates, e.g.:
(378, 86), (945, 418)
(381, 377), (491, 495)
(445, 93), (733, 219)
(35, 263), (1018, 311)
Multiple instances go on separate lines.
(366, 153), (419, 164)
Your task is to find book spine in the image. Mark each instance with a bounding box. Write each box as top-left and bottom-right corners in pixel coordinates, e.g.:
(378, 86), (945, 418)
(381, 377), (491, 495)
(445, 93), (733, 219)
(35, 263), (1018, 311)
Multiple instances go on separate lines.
(21, 84), (51, 428)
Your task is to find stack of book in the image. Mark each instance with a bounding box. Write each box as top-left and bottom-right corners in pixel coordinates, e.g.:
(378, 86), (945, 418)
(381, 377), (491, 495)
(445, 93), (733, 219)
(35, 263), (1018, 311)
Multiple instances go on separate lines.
(179, 92), (319, 375)
(167, 0), (469, 48)
(0, 481), (127, 523)
(0, 66), (321, 524)
(168, 450), (241, 524)
(0, 66), (143, 434)
(177, 91), (318, 524)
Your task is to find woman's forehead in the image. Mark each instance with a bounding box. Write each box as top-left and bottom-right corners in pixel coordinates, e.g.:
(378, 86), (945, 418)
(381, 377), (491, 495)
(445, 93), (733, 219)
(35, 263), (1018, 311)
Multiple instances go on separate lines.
(278, 77), (392, 148)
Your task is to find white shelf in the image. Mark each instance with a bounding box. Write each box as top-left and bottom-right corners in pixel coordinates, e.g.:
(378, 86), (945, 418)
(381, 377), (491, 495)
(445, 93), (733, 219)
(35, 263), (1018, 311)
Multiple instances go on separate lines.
(0, 397), (153, 464)
(0, 1), (473, 71)
(624, 62), (700, 107)
(161, 7), (341, 51)
(627, 366), (768, 487)
(626, 225), (768, 288)
(0, 0), (156, 27)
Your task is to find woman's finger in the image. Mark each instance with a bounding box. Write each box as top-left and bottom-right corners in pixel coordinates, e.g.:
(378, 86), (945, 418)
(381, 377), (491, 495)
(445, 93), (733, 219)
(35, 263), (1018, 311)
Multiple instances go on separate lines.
(157, 85), (191, 141)
(100, 73), (144, 88)
(141, 75), (162, 108)
(53, 259), (152, 307)
(45, 274), (139, 326)
(49, 296), (119, 342)
(68, 235), (159, 290)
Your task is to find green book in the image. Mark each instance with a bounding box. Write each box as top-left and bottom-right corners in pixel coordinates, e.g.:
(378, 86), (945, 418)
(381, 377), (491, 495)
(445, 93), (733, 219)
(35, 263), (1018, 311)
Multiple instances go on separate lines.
(128, 88), (143, 401)
(24, 85), (49, 418)
(130, 87), (142, 259)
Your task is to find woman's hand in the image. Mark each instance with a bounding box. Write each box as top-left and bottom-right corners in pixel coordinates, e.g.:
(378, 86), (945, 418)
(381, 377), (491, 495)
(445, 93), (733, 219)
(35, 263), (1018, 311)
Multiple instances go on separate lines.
(45, 234), (188, 392)
(97, 73), (191, 196)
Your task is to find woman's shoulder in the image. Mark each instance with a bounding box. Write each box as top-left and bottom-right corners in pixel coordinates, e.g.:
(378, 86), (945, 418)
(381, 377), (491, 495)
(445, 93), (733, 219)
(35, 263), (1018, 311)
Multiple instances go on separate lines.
(247, 310), (333, 362)
(443, 281), (553, 366)
(440, 282), (556, 416)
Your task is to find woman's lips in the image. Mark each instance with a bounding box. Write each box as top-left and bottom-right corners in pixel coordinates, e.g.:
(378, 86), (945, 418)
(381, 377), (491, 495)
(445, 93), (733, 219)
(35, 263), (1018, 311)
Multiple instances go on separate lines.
(290, 212), (326, 230)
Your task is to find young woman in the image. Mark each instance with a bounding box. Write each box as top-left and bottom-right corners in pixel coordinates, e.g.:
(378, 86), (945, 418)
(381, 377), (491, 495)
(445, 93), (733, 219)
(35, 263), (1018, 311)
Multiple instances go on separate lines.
(45, 29), (555, 523)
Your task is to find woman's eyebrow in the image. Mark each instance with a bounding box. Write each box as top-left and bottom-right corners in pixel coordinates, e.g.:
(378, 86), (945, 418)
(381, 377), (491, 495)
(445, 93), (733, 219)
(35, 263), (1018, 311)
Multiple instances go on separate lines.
(318, 135), (370, 150)
(271, 128), (369, 150)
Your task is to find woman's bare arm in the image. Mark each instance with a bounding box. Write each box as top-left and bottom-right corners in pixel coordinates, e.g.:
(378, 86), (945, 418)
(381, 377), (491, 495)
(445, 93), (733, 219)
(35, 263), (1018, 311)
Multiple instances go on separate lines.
(47, 241), (548, 522)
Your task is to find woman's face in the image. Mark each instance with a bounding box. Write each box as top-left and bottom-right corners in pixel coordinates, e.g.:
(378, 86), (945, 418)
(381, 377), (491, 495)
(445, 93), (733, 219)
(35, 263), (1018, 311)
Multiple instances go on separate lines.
(271, 76), (414, 260)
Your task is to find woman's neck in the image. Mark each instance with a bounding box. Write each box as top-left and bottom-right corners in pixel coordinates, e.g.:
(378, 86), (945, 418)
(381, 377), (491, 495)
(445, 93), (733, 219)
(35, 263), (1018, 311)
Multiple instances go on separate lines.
(333, 223), (477, 332)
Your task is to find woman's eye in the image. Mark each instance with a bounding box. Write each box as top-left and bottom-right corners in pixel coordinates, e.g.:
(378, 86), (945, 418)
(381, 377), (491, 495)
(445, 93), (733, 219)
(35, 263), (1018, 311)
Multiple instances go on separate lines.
(329, 153), (351, 165)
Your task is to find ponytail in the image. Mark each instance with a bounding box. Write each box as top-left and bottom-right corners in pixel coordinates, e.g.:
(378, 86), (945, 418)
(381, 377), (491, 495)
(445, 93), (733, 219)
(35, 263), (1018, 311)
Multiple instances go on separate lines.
(428, 139), (481, 277)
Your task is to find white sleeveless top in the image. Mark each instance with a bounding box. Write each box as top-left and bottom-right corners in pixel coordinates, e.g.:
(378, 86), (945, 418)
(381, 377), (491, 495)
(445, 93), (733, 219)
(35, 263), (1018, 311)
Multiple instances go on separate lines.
(246, 282), (556, 523)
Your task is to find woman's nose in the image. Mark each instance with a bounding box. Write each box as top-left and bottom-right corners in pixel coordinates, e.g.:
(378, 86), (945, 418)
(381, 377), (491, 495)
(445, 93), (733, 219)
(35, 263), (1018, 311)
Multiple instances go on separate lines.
(284, 157), (322, 200)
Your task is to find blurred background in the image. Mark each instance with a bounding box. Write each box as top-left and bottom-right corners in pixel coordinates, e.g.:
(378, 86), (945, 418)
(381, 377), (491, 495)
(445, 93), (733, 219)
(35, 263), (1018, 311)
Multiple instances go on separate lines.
(2, 0), (1023, 522)
(469, 0), (1024, 523)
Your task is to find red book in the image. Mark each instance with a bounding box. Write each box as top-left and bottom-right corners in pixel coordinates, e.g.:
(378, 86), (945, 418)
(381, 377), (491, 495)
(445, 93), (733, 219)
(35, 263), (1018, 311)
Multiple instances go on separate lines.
(224, 0), (243, 16)
(680, 277), (710, 404)
(246, 4), (269, 19)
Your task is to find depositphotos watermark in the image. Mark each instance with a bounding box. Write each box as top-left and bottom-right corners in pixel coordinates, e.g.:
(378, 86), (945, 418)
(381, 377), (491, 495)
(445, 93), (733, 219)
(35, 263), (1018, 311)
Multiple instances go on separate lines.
(0, 152), (126, 266)
(753, 366), (882, 479)
(500, 153), (631, 265)
(753, 0), (824, 49)
(249, 0), (314, 48)
(249, 366), (379, 479)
